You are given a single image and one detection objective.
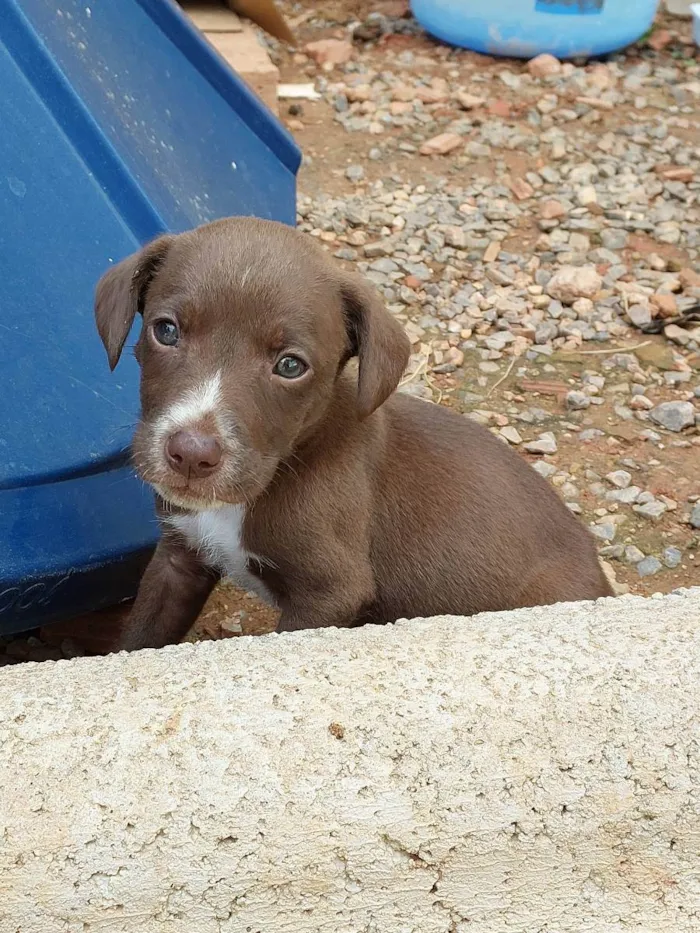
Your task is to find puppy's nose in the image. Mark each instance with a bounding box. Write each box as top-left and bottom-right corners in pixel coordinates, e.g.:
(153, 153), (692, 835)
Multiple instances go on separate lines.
(165, 430), (222, 478)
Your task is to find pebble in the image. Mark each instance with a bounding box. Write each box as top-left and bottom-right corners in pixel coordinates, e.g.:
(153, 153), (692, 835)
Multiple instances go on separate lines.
(634, 500), (668, 521)
(346, 164), (365, 183)
(606, 486), (641, 505)
(627, 304), (652, 329)
(662, 546), (682, 569)
(456, 91), (486, 110)
(605, 470), (632, 489)
(590, 521), (616, 542)
(546, 266), (602, 304)
(527, 53), (562, 78)
(649, 401), (696, 433)
(689, 503), (700, 529)
(419, 133), (463, 155)
(637, 556), (663, 578)
(625, 545), (646, 564)
(600, 229), (628, 251)
(305, 38), (353, 66)
(532, 461), (557, 478)
(566, 390), (590, 411)
(629, 395), (654, 411)
(499, 426), (523, 445)
(524, 432), (558, 455)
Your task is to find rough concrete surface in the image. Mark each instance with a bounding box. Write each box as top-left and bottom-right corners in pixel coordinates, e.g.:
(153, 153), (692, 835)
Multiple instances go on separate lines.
(1, 591), (699, 932)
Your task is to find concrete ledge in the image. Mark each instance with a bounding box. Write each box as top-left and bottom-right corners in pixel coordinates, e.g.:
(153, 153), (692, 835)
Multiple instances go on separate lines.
(2, 591), (699, 931)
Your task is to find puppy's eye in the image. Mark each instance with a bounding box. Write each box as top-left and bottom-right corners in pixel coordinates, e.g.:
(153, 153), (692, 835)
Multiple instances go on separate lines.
(273, 355), (308, 379)
(152, 320), (180, 347)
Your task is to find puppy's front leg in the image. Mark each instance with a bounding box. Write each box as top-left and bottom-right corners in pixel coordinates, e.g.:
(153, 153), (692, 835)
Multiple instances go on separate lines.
(276, 564), (375, 633)
(116, 534), (218, 652)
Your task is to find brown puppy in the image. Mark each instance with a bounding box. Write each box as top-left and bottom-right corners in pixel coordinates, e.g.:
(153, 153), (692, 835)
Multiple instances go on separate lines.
(95, 217), (611, 650)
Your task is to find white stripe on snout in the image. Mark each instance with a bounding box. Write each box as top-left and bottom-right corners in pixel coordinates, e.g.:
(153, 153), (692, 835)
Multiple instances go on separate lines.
(157, 371), (222, 434)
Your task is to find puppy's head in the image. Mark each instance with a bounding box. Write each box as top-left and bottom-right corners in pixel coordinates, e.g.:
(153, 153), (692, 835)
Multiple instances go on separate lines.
(95, 217), (410, 511)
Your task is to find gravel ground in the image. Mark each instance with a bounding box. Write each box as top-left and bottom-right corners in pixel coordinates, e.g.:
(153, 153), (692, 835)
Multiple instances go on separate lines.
(2, 2), (699, 663)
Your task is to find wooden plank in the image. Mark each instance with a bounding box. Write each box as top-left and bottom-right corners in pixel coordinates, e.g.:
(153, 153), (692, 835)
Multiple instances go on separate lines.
(179, 2), (243, 33)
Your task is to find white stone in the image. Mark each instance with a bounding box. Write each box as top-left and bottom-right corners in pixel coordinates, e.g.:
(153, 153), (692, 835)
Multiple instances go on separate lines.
(546, 266), (602, 304)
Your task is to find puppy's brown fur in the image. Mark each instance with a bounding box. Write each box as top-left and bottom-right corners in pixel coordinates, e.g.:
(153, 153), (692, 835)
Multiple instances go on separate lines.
(95, 217), (611, 650)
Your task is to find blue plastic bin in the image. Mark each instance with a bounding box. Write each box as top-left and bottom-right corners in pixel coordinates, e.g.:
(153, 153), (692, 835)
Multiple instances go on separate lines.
(0, 0), (300, 634)
(411, 0), (660, 59)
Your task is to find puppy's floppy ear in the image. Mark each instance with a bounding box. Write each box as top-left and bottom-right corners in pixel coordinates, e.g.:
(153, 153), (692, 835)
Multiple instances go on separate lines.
(340, 273), (411, 419)
(94, 235), (173, 371)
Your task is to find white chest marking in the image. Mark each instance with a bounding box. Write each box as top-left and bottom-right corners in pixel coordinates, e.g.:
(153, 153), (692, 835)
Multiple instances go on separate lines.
(168, 506), (275, 606)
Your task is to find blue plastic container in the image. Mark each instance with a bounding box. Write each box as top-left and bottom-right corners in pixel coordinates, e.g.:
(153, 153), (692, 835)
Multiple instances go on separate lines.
(411, 0), (660, 59)
(0, 0), (300, 634)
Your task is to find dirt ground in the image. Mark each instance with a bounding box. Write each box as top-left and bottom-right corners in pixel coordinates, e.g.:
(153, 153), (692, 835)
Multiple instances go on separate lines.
(5, 2), (700, 660)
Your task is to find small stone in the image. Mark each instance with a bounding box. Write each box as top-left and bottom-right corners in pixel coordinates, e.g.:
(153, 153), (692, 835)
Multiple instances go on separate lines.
(689, 503), (700, 529)
(305, 38), (353, 66)
(524, 432), (557, 455)
(419, 133), (463, 156)
(637, 556), (662, 578)
(577, 186), (597, 207)
(650, 293), (677, 318)
(345, 164), (365, 183)
(606, 470), (632, 489)
(649, 401), (696, 433)
(576, 96), (614, 110)
(540, 200), (567, 220)
(580, 428), (605, 441)
(633, 500), (667, 521)
(510, 178), (534, 201)
(499, 426), (523, 445)
(546, 266), (601, 304)
(444, 226), (467, 248)
(537, 94), (558, 115)
(551, 139), (567, 161)
(664, 324), (695, 347)
(590, 521), (616, 543)
(532, 460), (557, 478)
(679, 268), (700, 289)
(627, 304), (652, 329)
(456, 91), (486, 110)
(535, 321), (558, 344)
(444, 347), (465, 367)
(658, 166), (694, 183)
(600, 544), (624, 560)
(663, 546), (682, 569)
(484, 331), (513, 352)
(600, 229), (628, 250)
(606, 486), (641, 505)
(629, 395), (654, 411)
(219, 616), (244, 637)
(369, 257), (398, 274)
(488, 98), (511, 118)
(483, 241), (501, 263)
(527, 53), (562, 78)
(566, 390), (590, 411)
(625, 545), (646, 564)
